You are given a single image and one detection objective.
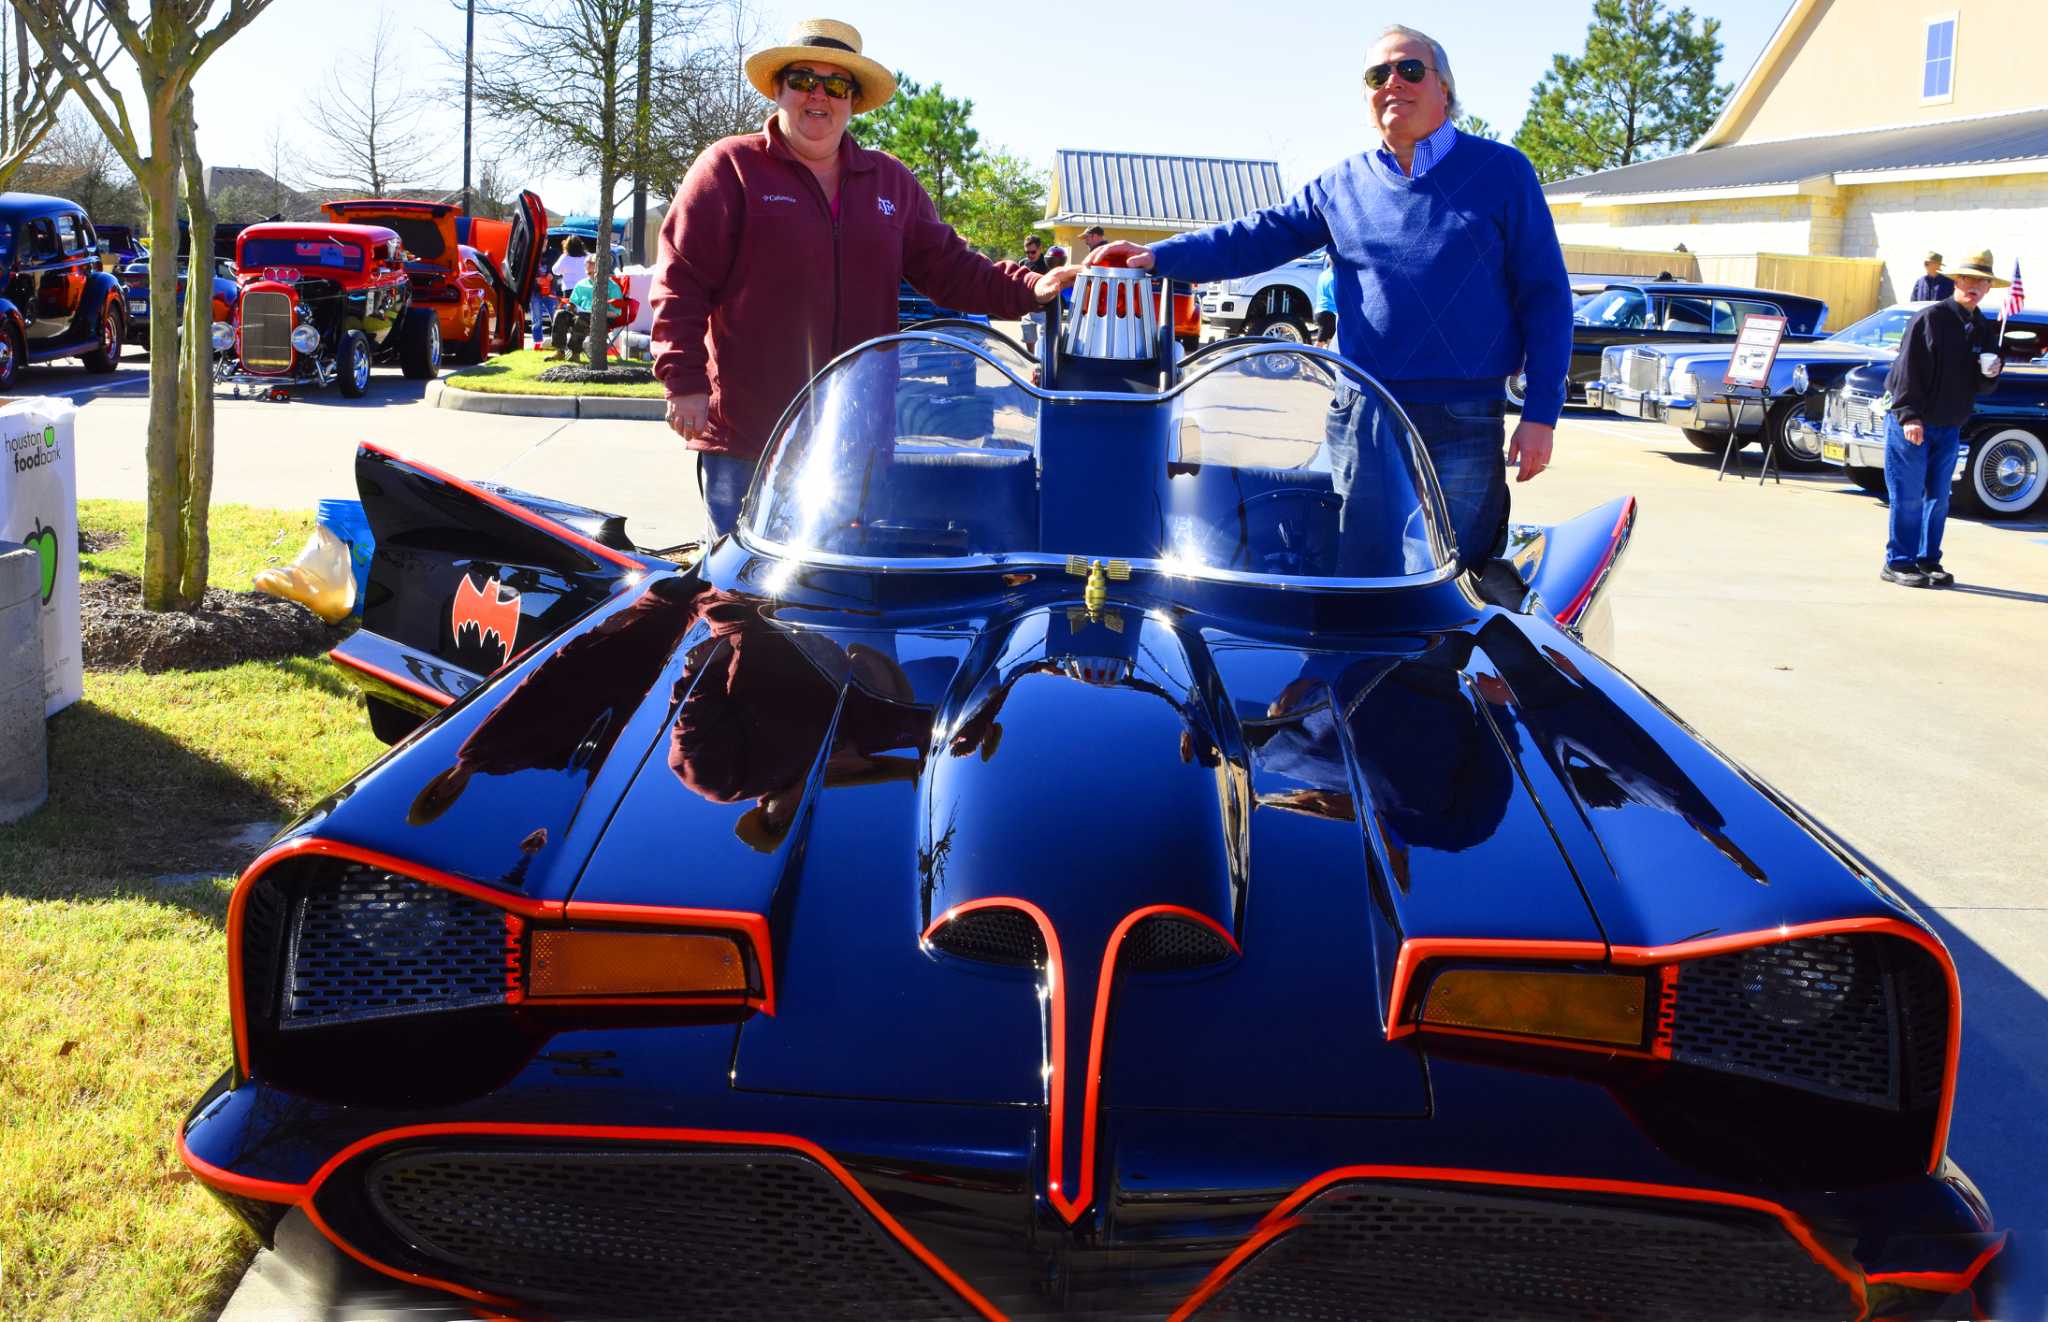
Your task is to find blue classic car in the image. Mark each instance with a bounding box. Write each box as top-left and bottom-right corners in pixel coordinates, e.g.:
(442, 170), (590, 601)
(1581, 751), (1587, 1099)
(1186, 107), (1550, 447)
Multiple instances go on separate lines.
(1815, 358), (2048, 519)
(118, 255), (241, 347)
(1534, 281), (1829, 408)
(176, 280), (2000, 1318)
(1585, 302), (2048, 470)
(0, 191), (126, 389)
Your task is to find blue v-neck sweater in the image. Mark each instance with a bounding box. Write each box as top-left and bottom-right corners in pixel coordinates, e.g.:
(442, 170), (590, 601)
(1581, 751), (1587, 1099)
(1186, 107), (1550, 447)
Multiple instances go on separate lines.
(1151, 134), (1574, 427)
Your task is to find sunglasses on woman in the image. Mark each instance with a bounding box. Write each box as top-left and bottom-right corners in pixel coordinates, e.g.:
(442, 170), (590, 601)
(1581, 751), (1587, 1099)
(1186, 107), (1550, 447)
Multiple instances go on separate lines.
(783, 68), (858, 100)
(1363, 58), (1433, 90)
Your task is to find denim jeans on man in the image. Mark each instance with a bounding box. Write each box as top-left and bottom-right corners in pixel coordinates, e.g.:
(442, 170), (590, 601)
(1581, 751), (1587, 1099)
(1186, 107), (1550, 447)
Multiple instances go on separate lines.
(1882, 413), (1961, 570)
(698, 453), (756, 542)
(1324, 394), (1507, 576)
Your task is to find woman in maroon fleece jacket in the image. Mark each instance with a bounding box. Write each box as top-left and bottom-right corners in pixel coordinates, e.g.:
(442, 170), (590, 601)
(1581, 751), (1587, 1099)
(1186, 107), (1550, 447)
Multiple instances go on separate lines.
(651, 19), (1078, 538)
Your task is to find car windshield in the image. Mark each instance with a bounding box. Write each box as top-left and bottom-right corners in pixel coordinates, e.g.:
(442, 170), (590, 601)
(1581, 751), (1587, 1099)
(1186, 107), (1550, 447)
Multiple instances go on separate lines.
(740, 333), (1454, 583)
(1826, 307), (1916, 348)
(1576, 288), (1650, 329)
(239, 237), (365, 273)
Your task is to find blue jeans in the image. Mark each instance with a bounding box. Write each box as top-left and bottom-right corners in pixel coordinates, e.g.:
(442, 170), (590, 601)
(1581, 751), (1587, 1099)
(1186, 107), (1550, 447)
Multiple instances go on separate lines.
(1404, 398), (1509, 573)
(1883, 415), (1961, 567)
(529, 294), (558, 345)
(698, 453), (756, 542)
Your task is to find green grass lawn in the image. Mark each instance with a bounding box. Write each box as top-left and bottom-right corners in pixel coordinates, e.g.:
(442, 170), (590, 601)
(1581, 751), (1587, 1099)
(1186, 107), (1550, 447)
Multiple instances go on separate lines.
(443, 346), (664, 397)
(0, 502), (386, 1319)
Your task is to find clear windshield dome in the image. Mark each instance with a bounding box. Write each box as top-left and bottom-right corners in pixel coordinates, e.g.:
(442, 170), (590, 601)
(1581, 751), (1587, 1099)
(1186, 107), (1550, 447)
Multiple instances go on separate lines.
(742, 332), (1454, 583)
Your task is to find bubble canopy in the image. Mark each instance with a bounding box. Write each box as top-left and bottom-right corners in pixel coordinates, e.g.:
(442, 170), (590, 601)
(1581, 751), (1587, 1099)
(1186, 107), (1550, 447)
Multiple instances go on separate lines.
(738, 331), (1457, 586)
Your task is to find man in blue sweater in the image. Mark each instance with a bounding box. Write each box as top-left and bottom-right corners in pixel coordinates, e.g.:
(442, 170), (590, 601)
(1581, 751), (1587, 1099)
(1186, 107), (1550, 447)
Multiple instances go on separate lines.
(1090, 25), (1573, 574)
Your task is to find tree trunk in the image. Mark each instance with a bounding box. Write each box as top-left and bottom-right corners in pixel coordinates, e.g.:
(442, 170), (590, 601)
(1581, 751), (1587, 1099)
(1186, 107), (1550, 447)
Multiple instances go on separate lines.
(175, 94), (214, 603)
(140, 125), (191, 610)
(586, 169), (615, 369)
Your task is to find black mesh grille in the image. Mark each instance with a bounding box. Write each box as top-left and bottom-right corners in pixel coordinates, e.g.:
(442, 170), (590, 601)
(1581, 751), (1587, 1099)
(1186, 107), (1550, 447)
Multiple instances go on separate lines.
(282, 867), (509, 1029)
(1197, 1180), (1854, 1321)
(928, 907), (1043, 967)
(239, 878), (290, 1032)
(363, 1146), (973, 1318)
(1669, 935), (1898, 1107)
(1894, 945), (1950, 1111)
(241, 288), (294, 372)
(1123, 915), (1234, 972)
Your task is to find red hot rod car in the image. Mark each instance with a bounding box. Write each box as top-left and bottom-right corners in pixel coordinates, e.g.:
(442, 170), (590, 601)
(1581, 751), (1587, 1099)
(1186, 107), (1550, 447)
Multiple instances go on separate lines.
(321, 192), (545, 364)
(214, 221), (441, 397)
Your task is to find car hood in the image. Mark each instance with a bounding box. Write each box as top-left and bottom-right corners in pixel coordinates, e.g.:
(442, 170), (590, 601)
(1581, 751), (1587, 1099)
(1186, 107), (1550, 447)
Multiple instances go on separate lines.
(293, 575), (1906, 1120)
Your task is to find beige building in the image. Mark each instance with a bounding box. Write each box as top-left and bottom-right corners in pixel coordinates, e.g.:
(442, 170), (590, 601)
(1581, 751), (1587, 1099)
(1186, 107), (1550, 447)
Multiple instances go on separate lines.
(1546, 0), (2048, 323)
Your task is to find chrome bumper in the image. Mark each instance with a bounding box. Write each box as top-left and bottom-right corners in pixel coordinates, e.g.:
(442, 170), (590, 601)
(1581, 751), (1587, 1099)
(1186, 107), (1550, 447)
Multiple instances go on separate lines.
(1816, 421), (1967, 478)
(1585, 383), (1701, 429)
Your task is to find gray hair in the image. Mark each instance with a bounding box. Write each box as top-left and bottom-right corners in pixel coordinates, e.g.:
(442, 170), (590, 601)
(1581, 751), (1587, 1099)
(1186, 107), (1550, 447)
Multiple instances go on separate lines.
(1376, 25), (1457, 119)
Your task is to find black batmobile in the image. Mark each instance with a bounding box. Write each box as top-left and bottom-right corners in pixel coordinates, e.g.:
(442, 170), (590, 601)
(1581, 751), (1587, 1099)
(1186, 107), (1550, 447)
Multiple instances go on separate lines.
(179, 272), (2002, 1319)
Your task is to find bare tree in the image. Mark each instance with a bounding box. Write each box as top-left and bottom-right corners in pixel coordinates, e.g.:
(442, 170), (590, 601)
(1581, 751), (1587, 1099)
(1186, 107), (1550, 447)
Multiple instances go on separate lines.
(12, 0), (278, 611)
(0, 4), (107, 187)
(301, 7), (437, 196)
(653, 0), (766, 192)
(15, 106), (138, 223)
(459, 0), (702, 367)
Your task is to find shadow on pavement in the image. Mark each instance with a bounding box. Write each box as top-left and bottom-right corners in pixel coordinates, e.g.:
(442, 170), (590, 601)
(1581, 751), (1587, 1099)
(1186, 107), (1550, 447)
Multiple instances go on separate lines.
(1949, 582), (2048, 605)
(213, 373), (431, 409)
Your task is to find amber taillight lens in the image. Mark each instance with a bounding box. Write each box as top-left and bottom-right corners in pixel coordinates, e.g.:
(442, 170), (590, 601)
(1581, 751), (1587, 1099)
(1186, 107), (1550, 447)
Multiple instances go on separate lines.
(527, 929), (747, 998)
(1421, 968), (1648, 1047)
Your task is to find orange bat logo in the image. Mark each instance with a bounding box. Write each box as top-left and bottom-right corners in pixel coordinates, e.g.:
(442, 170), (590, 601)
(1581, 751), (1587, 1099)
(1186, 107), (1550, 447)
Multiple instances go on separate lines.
(451, 573), (521, 667)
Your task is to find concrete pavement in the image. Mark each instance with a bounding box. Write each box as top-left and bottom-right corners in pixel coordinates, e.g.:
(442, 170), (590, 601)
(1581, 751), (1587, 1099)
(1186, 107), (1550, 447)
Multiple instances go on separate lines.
(58, 380), (2045, 1315)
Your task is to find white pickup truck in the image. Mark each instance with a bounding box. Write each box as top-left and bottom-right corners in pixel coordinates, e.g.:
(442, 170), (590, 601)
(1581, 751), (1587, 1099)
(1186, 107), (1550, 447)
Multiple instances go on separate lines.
(1196, 254), (1322, 343)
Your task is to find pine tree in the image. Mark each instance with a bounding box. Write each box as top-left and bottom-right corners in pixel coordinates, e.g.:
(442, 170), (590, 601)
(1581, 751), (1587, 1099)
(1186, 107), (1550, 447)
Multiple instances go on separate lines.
(1513, 0), (1730, 183)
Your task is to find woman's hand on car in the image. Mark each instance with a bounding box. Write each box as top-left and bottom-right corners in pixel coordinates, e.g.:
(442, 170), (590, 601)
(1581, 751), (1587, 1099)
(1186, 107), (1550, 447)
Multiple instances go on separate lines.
(667, 393), (709, 440)
(1032, 264), (1084, 303)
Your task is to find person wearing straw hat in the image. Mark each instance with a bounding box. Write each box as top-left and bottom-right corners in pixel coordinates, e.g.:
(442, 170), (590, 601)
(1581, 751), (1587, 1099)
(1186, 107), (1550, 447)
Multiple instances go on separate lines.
(1910, 252), (1954, 304)
(1877, 247), (2006, 588)
(650, 18), (1080, 539)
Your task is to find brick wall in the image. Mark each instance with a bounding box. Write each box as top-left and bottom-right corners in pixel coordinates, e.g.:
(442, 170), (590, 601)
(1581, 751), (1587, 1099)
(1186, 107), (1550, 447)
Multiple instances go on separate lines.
(1552, 196), (1815, 256)
(1836, 174), (2048, 307)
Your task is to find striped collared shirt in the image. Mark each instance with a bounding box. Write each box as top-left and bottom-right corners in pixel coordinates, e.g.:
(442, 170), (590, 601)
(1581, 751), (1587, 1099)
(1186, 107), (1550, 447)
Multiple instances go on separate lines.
(1375, 116), (1459, 180)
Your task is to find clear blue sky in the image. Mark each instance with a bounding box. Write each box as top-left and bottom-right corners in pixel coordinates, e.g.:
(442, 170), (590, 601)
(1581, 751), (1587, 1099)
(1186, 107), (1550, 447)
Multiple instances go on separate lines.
(179, 0), (1797, 213)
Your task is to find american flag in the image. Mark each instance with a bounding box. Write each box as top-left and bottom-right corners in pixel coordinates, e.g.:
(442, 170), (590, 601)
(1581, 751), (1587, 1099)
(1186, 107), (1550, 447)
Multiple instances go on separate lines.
(2009, 262), (2026, 318)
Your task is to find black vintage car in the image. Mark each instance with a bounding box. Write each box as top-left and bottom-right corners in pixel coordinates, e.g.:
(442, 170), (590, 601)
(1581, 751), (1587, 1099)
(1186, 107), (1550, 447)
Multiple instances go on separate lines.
(0, 191), (126, 389)
(1528, 280), (1830, 407)
(1815, 359), (2048, 518)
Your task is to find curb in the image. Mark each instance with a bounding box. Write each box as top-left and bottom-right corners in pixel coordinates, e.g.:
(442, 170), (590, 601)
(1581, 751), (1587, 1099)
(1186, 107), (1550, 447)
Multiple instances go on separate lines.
(425, 377), (665, 420)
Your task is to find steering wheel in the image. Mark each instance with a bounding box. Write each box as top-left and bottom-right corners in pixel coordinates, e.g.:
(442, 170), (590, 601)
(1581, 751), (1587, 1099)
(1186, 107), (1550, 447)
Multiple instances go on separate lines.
(1240, 487), (1342, 576)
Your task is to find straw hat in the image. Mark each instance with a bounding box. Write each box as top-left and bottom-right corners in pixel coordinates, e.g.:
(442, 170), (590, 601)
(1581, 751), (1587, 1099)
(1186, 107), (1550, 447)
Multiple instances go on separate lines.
(744, 19), (896, 115)
(1941, 249), (2011, 287)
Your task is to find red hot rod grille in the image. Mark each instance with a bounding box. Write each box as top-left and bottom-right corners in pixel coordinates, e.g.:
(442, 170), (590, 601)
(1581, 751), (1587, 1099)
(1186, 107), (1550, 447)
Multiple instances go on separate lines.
(240, 289), (295, 373)
(356, 1145), (973, 1319)
(1192, 1180), (1855, 1320)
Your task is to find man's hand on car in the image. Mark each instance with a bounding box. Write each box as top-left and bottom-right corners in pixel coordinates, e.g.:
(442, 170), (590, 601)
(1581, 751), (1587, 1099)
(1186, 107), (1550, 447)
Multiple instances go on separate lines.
(1032, 264), (1085, 303)
(1085, 241), (1154, 269)
(667, 393), (709, 440)
(1507, 420), (1553, 481)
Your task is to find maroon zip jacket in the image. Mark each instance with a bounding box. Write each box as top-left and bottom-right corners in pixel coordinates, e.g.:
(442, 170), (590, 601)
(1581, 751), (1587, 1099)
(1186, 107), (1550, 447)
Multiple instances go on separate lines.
(651, 117), (1046, 461)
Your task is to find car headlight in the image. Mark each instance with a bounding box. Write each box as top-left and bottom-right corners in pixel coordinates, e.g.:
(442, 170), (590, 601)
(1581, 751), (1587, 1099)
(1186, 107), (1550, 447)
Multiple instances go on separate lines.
(210, 322), (234, 351)
(290, 325), (319, 354)
(1670, 371), (1697, 398)
(1791, 364), (1810, 393)
(1420, 966), (1648, 1047)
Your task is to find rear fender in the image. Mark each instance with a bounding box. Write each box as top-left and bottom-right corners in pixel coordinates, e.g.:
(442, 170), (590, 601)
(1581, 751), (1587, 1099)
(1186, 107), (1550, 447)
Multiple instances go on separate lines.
(1512, 496), (1636, 654)
(332, 443), (660, 742)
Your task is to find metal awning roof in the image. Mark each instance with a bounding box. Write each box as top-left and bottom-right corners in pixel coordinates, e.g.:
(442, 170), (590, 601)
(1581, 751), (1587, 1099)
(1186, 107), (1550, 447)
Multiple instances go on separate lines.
(1546, 107), (2048, 201)
(1044, 149), (1283, 230)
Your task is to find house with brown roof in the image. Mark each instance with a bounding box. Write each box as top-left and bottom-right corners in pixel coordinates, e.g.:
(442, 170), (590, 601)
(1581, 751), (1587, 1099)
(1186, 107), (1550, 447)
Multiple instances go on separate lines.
(1545, 0), (2048, 319)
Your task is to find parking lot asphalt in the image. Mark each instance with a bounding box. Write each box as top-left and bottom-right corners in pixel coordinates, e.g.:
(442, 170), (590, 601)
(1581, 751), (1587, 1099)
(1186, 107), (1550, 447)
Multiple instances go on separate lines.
(53, 377), (2047, 1317)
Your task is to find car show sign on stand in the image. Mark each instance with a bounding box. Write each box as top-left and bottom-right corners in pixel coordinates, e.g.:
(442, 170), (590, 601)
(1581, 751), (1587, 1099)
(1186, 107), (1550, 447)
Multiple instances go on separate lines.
(0, 397), (82, 715)
(1718, 314), (1790, 484)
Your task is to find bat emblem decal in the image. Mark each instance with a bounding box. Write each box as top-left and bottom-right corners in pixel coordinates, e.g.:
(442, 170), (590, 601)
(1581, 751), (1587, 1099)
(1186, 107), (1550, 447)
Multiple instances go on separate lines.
(451, 573), (521, 668)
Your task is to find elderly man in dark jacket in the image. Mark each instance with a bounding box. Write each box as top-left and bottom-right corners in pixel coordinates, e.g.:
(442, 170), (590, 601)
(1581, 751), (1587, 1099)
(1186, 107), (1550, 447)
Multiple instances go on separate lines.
(1880, 248), (2005, 587)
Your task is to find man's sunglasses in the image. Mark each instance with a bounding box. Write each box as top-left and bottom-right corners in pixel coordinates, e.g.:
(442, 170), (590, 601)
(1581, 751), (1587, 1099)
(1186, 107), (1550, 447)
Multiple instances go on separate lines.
(783, 68), (858, 100)
(1363, 59), (1433, 90)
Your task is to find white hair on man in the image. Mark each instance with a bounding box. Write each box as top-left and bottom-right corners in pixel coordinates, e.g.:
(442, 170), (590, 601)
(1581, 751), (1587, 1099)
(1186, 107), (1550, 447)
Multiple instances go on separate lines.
(1377, 24), (1458, 119)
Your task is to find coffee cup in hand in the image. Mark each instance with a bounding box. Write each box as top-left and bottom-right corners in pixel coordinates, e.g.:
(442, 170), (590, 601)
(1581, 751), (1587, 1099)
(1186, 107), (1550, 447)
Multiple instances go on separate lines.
(1979, 351), (2003, 377)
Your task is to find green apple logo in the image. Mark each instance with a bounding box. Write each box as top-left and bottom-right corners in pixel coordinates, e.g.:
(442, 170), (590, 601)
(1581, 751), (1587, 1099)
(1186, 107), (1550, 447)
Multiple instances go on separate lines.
(26, 518), (56, 605)
(42, 425), (54, 449)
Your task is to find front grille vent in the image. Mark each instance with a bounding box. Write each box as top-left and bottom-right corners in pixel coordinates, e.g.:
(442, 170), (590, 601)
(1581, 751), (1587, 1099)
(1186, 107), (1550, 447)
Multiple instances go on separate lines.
(281, 867), (509, 1029)
(927, 906), (1043, 967)
(363, 1146), (970, 1318)
(1827, 390), (1883, 438)
(1668, 934), (1902, 1108)
(1195, 1180), (1853, 1320)
(1624, 349), (1661, 395)
(1123, 915), (1234, 972)
(241, 289), (294, 372)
